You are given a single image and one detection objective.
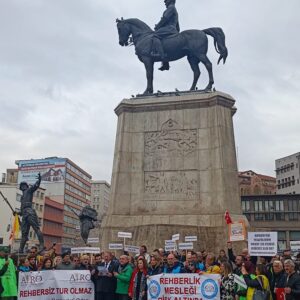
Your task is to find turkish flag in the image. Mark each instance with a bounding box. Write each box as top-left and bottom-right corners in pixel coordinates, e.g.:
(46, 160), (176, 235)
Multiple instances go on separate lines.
(276, 288), (285, 300)
(224, 210), (233, 224)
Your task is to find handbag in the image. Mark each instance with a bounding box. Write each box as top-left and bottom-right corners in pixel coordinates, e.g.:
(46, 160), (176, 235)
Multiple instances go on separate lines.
(252, 276), (270, 300)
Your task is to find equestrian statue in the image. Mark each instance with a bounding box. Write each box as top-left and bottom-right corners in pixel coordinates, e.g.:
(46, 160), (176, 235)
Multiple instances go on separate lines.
(116, 0), (228, 95)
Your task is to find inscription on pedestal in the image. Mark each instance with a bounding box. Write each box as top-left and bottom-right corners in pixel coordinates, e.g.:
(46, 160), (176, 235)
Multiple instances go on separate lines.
(144, 171), (198, 200)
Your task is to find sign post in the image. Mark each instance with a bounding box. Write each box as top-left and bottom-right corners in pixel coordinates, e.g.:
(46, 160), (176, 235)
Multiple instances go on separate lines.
(118, 232), (132, 250)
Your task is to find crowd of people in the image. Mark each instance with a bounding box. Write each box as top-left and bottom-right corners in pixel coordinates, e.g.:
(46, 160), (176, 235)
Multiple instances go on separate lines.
(1, 243), (300, 300)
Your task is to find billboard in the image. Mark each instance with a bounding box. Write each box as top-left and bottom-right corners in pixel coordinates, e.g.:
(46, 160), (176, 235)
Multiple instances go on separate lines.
(17, 158), (66, 185)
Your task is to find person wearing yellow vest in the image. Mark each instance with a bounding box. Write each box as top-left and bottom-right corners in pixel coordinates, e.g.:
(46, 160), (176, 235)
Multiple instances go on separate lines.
(205, 252), (221, 274)
(241, 263), (272, 300)
(0, 247), (18, 300)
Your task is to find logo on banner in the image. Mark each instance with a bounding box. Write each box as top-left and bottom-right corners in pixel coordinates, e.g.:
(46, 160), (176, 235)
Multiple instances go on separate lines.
(201, 279), (218, 299)
(20, 274), (43, 286)
(70, 273), (91, 284)
(148, 280), (161, 298)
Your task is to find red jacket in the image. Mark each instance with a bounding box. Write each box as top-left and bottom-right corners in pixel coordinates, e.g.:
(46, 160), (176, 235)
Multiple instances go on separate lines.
(128, 268), (147, 297)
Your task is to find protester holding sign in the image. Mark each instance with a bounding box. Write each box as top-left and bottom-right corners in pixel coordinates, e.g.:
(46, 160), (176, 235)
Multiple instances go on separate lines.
(92, 252), (118, 300)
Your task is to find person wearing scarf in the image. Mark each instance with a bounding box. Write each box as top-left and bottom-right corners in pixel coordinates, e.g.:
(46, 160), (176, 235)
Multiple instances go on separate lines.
(129, 258), (148, 300)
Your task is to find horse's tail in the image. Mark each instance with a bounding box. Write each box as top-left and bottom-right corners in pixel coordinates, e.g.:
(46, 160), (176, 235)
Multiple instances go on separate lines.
(203, 27), (228, 64)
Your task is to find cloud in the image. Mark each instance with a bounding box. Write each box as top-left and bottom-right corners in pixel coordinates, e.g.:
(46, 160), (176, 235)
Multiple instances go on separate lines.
(0, 0), (300, 180)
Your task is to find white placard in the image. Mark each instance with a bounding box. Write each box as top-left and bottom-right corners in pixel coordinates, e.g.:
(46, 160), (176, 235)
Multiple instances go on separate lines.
(165, 244), (177, 252)
(118, 232), (132, 239)
(109, 243), (124, 250)
(172, 234), (180, 241)
(248, 232), (278, 257)
(290, 241), (300, 252)
(124, 245), (140, 254)
(87, 237), (99, 244)
(19, 270), (94, 300)
(71, 247), (100, 254)
(165, 240), (176, 246)
(185, 236), (197, 242)
(229, 222), (246, 242)
(233, 274), (247, 289)
(178, 242), (194, 250)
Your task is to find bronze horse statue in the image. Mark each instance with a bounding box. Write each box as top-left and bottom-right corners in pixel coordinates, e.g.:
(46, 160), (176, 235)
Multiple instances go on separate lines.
(117, 18), (228, 95)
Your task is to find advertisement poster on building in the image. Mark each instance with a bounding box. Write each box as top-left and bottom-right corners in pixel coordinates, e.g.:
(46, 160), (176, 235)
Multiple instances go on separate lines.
(17, 158), (66, 185)
(229, 222), (246, 242)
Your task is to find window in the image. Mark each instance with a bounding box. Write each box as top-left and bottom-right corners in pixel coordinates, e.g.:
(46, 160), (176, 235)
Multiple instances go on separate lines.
(254, 213), (264, 221)
(288, 200), (298, 221)
(254, 201), (263, 212)
(275, 200), (284, 211)
(275, 212), (285, 221)
(265, 213), (274, 221)
(278, 231), (287, 251)
(290, 231), (300, 241)
(242, 201), (250, 212)
(40, 193), (44, 199)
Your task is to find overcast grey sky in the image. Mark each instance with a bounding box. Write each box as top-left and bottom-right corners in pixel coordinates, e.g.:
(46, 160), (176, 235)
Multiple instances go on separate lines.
(0, 0), (299, 181)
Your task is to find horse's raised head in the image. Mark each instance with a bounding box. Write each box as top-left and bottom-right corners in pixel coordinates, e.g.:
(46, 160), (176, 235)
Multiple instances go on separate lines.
(116, 17), (131, 46)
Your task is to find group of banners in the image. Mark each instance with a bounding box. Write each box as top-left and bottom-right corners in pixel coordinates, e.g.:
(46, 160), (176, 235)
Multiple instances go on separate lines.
(69, 229), (299, 258)
(18, 271), (220, 300)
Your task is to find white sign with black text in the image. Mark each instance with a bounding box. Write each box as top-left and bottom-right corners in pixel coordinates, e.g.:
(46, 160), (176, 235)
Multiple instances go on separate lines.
(118, 232), (132, 239)
(248, 232), (278, 257)
(109, 243), (124, 250)
(178, 242), (194, 250)
(185, 236), (197, 242)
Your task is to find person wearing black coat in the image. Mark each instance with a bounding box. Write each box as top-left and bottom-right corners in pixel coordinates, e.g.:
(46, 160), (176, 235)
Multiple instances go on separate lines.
(147, 255), (163, 276)
(92, 252), (119, 300)
(267, 260), (286, 300)
(284, 259), (300, 300)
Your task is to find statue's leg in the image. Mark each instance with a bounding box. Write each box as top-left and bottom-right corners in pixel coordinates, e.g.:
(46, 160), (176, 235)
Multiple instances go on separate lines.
(30, 214), (44, 251)
(143, 57), (154, 94)
(187, 56), (200, 91)
(19, 218), (30, 253)
(199, 54), (214, 91)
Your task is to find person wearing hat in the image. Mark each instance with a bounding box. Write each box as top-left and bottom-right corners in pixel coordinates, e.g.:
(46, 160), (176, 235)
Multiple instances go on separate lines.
(0, 247), (17, 299)
(56, 252), (75, 270)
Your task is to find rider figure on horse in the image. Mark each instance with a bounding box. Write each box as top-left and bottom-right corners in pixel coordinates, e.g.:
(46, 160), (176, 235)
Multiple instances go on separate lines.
(154, 0), (180, 71)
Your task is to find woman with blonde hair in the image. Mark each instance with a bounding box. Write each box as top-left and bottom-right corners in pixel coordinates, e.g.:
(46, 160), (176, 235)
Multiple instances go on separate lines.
(220, 261), (236, 300)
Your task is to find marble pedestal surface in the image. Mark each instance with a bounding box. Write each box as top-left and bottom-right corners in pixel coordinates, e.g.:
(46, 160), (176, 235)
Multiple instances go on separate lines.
(100, 91), (247, 251)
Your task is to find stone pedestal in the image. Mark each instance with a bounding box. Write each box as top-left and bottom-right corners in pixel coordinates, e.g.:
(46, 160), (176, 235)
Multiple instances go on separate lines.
(100, 91), (247, 251)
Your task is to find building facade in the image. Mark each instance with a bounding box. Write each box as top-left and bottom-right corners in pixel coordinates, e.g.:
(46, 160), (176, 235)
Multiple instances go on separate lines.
(275, 152), (300, 194)
(239, 170), (276, 196)
(16, 157), (92, 250)
(242, 194), (300, 251)
(91, 180), (110, 224)
(43, 197), (64, 253)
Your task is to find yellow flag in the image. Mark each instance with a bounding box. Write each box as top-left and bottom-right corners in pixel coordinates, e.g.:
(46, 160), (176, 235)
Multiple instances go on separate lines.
(9, 215), (20, 241)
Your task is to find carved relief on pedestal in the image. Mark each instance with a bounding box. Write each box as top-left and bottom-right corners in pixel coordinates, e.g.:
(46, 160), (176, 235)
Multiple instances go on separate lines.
(144, 171), (198, 200)
(145, 119), (197, 157)
(144, 119), (198, 172)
